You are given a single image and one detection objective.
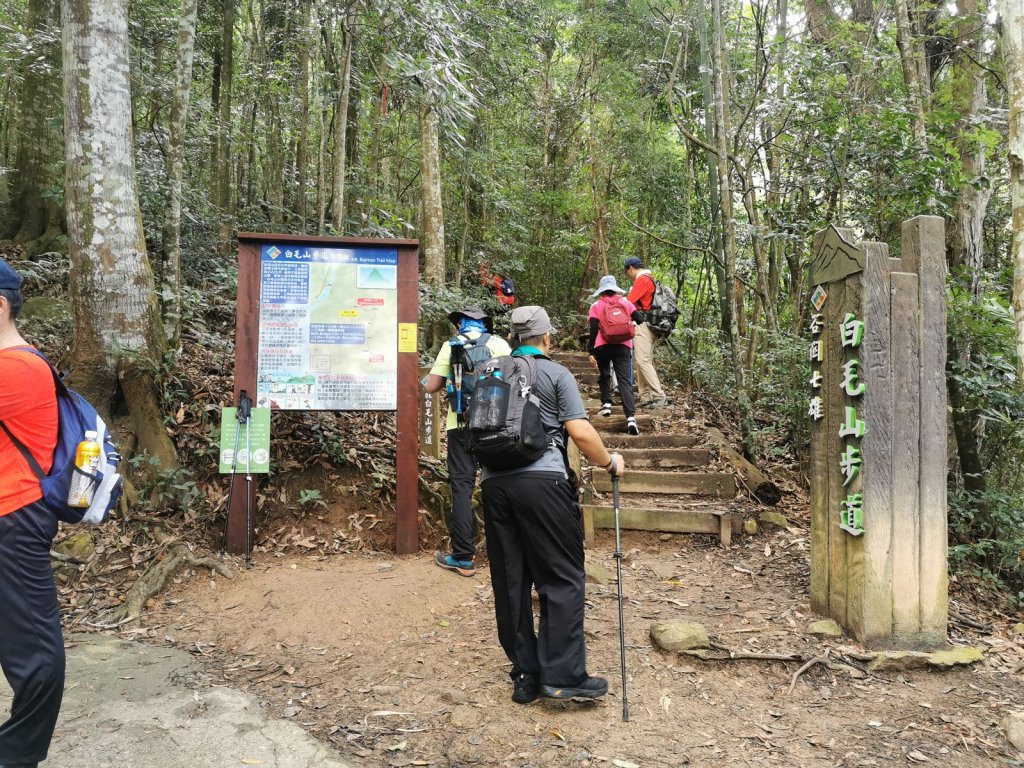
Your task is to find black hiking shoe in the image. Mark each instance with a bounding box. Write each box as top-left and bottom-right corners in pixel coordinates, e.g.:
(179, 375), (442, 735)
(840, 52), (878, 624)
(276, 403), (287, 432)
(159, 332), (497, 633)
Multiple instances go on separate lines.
(541, 676), (608, 700)
(512, 673), (540, 704)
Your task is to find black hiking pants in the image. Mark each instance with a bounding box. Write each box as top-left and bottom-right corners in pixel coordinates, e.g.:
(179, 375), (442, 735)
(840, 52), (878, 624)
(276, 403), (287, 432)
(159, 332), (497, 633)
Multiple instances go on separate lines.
(446, 428), (478, 562)
(0, 500), (64, 766)
(593, 343), (635, 417)
(481, 472), (588, 687)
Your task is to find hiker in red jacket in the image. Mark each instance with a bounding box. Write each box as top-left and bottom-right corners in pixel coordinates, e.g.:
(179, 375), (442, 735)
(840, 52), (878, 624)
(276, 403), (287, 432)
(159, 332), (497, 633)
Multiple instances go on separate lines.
(0, 259), (63, 768)
(586, 275), (644, 435)
(624, 256), (668, 408)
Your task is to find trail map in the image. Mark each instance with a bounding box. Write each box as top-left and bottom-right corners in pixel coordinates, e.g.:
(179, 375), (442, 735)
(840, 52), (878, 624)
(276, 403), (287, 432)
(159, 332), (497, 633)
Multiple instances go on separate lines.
(256, 243), (398, 410)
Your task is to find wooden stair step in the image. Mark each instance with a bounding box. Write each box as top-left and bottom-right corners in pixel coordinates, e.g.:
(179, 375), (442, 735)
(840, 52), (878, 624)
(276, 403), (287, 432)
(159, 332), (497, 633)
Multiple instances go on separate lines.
(583, 504), (734, 548)
(604, 434), (703, 449)
(616, 447), (711, 469)
(590, 414), (654, 432)
(592, 470), (736, 497)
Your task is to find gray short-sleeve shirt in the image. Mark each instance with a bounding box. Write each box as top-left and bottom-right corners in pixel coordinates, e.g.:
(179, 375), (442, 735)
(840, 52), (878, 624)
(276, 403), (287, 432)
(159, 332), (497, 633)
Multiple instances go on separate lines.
(479, 356), (588, 481)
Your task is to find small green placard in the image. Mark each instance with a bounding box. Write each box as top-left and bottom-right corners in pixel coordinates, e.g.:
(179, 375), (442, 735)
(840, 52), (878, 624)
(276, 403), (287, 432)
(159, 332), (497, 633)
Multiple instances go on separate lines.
(219, 407), (271, 473)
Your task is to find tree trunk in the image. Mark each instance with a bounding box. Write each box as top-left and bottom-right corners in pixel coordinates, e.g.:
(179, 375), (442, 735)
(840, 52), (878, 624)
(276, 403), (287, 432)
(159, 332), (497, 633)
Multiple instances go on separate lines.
(5, 0), (64, 255)
(946, 0), (994, 493)
(696, 2), (730, 343)
(62, 0), (178, 470)
(998, 0), (1024, 380)
(214, 0), (234, 255)
(294, 0), (311, 228)
(894, 0), (928, 144)
(160, 0), (199, 349)
(420, 102), (445, 287)
(330, 16), (354, 233)
(709, 0), (754, 461)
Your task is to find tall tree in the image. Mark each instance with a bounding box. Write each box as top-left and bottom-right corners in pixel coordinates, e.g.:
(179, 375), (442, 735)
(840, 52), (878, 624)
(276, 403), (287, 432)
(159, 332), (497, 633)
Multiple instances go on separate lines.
(160, 0), (200, 347)
(62, 0), (178, 468)
(330, 11), (355, 233)
(213, 0), (234, 254)
(4, 0), (64, 255)
(420, 101), (445, 286)
(998, 0), (1024, 380)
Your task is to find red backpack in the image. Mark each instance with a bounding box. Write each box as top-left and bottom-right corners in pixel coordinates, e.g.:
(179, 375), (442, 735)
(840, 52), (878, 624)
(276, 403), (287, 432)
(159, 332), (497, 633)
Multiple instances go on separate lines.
(596, 296), (635, 344)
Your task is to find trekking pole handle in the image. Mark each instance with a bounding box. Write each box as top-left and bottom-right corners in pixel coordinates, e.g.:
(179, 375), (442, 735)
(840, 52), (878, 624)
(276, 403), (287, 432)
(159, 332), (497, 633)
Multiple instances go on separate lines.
(237, 390), (252, 422)
(606, 453), (623, 476)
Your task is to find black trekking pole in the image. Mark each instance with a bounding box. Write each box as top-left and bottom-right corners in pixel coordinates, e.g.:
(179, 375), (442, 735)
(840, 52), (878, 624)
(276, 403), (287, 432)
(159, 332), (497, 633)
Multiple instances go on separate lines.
(220, 393), (246, 557)
(612, 466), (629, 721)
(238, 391), (253, 569)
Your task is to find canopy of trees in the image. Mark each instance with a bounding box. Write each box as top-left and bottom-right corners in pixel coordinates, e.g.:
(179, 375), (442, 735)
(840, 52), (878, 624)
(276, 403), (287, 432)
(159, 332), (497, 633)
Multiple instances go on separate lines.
(0, 0), (1021, 596)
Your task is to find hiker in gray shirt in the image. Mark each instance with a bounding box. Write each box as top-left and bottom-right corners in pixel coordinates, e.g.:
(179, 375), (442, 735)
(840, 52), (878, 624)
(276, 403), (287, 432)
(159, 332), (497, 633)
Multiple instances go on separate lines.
(480, 305), (625, 704)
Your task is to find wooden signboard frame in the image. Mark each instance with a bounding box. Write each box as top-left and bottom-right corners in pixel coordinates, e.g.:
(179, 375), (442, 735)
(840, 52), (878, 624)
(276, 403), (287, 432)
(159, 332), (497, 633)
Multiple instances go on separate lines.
(228, 233), (421, 556)
(808, 216), (947, 649)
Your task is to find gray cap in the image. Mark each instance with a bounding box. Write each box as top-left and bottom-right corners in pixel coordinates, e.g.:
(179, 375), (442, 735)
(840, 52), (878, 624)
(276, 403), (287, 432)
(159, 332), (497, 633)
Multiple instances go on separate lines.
(591, 275), (626, 297)
(510, 305), (554, 340)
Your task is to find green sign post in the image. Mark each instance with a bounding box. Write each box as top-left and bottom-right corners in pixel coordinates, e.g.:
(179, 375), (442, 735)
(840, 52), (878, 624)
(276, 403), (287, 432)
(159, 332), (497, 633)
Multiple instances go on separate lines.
(219, 407), (272, 474)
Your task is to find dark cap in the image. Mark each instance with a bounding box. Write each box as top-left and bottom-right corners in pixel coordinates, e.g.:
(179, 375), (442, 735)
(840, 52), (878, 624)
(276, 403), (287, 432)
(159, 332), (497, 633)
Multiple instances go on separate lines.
(623, 256), (643, 271)
(0, 259), (22, 291)
(448, 306), (494, 332)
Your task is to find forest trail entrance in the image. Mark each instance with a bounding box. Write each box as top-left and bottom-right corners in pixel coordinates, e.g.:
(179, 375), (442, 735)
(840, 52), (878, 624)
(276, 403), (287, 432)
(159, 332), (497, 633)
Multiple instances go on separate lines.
(552, 350), (741, 547)
(130, 352), (1022, 767)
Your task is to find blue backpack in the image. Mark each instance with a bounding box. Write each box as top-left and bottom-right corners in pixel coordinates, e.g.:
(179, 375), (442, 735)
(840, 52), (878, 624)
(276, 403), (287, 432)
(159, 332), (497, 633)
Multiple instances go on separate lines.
(0, 348), (123, 525)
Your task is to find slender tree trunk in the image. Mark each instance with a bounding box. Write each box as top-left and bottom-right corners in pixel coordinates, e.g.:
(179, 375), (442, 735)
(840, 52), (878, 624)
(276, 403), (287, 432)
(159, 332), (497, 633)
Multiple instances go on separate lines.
(696, 2), (730, 342)
(894, 0), (928, 143)
(160, 0), (199, 348)
(330, 17), (354, 233)
(294, 0), (311, 228)
(946, 0), (994, 495)
(710, 0), (754, 460)
(420, 102), (445, 287)
(5, 0), (64, 255)
(998, 0), (1024, 380)
(214, 0), (234, 255)
(62, 0), (178, 469)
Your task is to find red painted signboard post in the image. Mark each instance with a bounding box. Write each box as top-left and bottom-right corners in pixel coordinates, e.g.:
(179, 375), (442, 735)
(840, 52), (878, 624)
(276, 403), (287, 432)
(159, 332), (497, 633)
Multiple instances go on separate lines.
(229, 233), (421, 556)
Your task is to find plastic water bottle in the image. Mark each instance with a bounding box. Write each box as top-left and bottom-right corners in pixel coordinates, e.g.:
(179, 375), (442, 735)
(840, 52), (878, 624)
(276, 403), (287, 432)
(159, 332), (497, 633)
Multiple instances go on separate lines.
(472, 371), (508, 430)
(67, 430), (100, 508)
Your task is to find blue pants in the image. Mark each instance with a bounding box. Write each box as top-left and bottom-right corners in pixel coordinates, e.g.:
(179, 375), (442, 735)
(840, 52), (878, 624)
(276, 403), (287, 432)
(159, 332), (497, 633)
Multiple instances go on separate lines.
(0, 500), (64, 765)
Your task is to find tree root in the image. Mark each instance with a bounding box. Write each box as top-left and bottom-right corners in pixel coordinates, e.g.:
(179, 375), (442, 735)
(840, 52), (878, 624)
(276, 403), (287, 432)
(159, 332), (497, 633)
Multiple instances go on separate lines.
(112, 529), (234, 625)
(787, 651), (831, 695)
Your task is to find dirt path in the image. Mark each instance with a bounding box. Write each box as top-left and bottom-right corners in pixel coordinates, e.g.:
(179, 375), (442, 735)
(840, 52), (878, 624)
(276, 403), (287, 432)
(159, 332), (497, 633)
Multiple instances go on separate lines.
(141, 523), (1023, 768)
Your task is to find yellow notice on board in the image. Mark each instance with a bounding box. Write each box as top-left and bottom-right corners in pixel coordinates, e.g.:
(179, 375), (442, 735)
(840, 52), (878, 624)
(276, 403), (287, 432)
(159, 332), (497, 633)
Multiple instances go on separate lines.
(398, 323), (417, 353)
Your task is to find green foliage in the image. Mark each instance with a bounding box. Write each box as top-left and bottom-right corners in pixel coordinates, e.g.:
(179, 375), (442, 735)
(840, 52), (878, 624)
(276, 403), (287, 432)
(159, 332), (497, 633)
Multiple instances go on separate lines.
(298, 488), (328, 510)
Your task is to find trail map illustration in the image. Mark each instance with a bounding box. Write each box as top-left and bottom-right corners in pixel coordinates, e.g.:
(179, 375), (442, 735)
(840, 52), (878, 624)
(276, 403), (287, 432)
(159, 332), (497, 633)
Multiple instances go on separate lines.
(257, 244), (398, 410)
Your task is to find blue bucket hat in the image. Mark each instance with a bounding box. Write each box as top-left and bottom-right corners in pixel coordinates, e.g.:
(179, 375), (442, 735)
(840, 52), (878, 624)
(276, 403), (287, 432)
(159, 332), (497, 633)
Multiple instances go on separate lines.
(0, 259), (22, 291)
(591, 275), (626, 297)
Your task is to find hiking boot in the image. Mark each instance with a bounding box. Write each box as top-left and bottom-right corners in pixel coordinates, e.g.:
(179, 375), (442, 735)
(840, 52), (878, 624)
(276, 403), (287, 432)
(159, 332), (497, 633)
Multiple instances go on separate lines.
(541, 676), (608, 699)
(434, 552), (476, 577)
(644, 398), (668, 410)
(598, 402), (612, 418)
(511, 673), (540, 704)
(626, 416), (640, 435)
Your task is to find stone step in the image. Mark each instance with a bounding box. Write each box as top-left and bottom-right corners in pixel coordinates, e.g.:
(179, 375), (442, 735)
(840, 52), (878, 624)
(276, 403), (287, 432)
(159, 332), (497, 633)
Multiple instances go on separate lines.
(616, 447), (711, 469)
(583, 504), (734, 548)
(591, 470), (736, 497)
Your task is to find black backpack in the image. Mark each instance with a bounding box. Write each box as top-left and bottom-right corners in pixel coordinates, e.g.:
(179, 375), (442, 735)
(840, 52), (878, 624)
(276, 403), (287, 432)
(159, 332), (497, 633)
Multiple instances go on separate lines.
(447, 333), (494, 416)
(646, 277), (680, 337)
(465, 355), (550, 469)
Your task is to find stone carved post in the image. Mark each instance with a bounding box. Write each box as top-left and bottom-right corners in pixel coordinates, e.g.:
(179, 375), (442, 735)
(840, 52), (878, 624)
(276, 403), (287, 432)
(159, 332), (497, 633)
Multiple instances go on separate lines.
(808, 216), (948, 648)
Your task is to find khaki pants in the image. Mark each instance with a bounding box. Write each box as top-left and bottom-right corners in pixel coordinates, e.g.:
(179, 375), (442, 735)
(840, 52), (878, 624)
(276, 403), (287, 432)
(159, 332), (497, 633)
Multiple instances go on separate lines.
(633, 322), (665, 402)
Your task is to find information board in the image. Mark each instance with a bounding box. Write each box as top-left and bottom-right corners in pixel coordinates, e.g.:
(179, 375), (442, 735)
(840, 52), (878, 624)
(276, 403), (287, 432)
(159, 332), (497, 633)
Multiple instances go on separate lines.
(256, 243), (398, 410)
